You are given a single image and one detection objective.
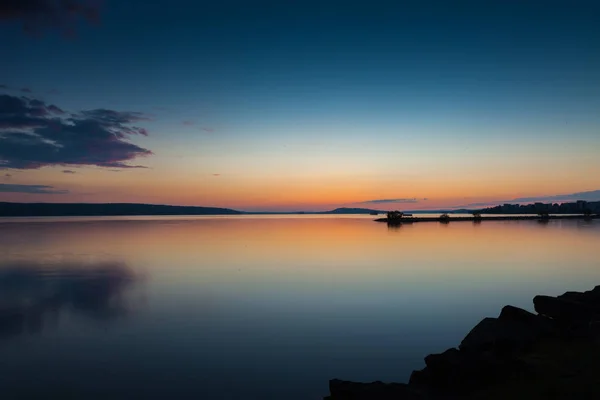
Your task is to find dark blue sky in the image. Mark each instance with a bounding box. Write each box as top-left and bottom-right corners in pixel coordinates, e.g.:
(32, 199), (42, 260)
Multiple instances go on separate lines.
(1, 0), (600, 210)
(4, 1), (600, 114)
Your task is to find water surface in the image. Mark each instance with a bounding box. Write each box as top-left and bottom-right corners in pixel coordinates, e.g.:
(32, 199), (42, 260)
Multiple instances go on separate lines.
(1, 216), (599, 399)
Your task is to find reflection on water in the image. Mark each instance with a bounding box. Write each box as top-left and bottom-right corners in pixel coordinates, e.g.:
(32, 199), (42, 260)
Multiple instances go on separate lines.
(0, 261), (138, 339)
(0, 216), (599, 399)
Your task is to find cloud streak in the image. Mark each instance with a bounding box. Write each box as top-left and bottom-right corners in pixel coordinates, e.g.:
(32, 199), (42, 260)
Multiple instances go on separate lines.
(0, 94), (153, 169)
(0, 0), (101, 36)
(0, 183), (68, 194)
(359, 198), (425, 204)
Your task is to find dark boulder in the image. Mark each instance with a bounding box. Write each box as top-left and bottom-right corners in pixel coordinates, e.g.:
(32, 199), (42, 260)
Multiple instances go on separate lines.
(498, 305), (557, 337)
(558, 288), (600, 309)
(498, 305), (537, 323)
(326, 379), (422, 400)
(533, 295), (600, 323)
(408, 369), (431, 388)
(459, 317), (538, 354)
(413, 347), (530, 394)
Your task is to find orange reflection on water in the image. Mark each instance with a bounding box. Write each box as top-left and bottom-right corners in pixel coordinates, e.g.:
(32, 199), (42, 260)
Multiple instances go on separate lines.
(1, 217), (599, 290)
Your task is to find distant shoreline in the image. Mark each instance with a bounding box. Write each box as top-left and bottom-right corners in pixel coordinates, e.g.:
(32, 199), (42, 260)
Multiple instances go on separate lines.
(374, 214), (600, 225)
(375, 214), (599, 224)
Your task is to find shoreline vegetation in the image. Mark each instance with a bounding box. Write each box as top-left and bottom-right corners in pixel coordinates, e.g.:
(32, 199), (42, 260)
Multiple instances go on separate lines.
(324, 284), (600, 399)
(378, 200), (600, 224)
(376, 213), (600, 224)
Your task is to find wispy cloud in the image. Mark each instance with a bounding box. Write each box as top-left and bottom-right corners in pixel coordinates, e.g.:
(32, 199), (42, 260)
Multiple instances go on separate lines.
(0, 183), (68, 194)
(359, 198), (426, 204)
(182, 120), (195, 126)
(212, 173), (221, 177)
(0, 94), (153, 169)
(3, 173), (11, 181)
(21, 87), (32, 93)
(202, 127), (215, 133)
(62, 170), (76, 174)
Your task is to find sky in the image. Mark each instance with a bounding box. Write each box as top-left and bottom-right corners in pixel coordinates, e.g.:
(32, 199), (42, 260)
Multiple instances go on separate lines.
(1, 0), (600, 212)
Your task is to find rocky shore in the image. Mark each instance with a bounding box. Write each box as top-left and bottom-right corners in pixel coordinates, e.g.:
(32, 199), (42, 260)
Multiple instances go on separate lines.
(324, 285), (600, 399)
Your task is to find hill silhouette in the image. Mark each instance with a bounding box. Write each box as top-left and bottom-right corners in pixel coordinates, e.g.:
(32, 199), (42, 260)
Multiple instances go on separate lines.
(0, 202), (242, 217)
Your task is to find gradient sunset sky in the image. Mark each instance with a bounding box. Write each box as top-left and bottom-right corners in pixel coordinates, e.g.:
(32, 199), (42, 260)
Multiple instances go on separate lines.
(1, 0), (599, 211)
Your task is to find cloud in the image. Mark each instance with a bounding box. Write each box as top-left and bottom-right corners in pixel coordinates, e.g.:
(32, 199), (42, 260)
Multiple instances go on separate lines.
(3, 173), (11, 181)
(0, 183), (68, 194)
(0, 0), (101, 36)
(47, 104), (65, 114)
(182, 120), (195, 126)
(202, 127), (215, 133)
(62, 169), (76, 174)
(21, 87), (32, 93)
(360, 198), (421, 204)
(212, 173), (220, 177)
(0, 94), (153, 169)
(0, 85), (8, 90)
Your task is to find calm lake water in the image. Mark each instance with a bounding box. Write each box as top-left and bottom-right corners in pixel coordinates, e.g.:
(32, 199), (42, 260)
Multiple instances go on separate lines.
(1, 215), (599, 399)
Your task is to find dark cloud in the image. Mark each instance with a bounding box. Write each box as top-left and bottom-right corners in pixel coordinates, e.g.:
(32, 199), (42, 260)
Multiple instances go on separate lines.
(212, 173), (221, 177)
(62, 169), (76, 174)
(3, 173), (11, 181)
(0, 0), (101, 36)
(0, 94), (153, 169)
(202, 127), (215, 133)
(360, 198), (420, 204)
(182, 120), (195, 126)
(47, 104), (65, 114)
(0, 183), (68, 194)
(21, 87), (32, 93)
(0, 85), (9, 90)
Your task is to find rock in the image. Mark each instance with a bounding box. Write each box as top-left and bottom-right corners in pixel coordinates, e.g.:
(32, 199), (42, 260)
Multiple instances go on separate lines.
(459, 317), (538, 354)
(424, 348), (462, 369)
(326, 379), (422, 400)
(533, 295), (600, 323)
(498, 305), (557, 337)
(498, 305), (537, 323)
(414, 348), (530, 395)
(408, 369), (430, 387)
(558, 288), (600, 309)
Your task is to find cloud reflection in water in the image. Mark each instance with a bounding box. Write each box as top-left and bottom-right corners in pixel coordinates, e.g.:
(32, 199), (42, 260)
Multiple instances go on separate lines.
(0, 261), (140, 338)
